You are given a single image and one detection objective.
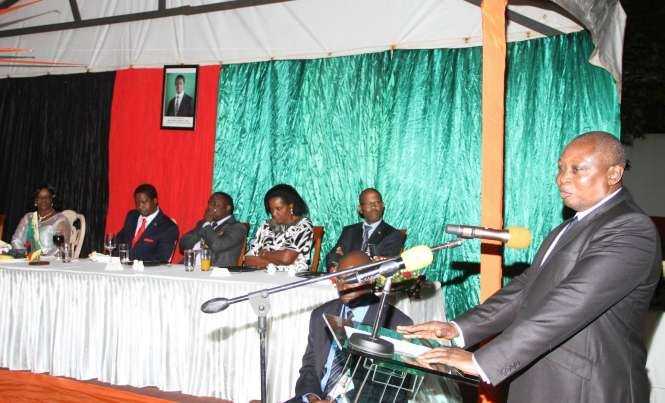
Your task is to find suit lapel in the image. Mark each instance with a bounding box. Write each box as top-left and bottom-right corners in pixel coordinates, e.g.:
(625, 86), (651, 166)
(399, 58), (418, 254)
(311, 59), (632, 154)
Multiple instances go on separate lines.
(545, 189), (626, 259)
(368, 221), (388, 245)
(140, 211), (163, 241)
(350, 223), (364, 249)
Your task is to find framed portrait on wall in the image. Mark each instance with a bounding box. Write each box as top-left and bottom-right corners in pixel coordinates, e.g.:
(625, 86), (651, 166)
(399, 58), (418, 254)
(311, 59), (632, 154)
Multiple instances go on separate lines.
(161, 65), (198, 130)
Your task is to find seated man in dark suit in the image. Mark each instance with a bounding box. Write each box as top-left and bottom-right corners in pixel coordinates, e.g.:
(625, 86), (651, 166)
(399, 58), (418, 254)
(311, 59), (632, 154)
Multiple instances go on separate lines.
(325, 188), (405, 270)
(179, 192), (248, 267)
(116, 183), (179, 263)
(290, 252), (413, 403)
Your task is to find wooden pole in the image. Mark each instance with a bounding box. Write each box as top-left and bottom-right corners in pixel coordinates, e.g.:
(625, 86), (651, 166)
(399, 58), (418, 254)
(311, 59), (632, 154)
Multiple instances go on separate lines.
(479, 0), (507, 401)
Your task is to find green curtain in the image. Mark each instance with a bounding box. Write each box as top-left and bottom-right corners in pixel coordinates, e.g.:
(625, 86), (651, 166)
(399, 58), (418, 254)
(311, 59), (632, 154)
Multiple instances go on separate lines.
(213, 31), (619, 320)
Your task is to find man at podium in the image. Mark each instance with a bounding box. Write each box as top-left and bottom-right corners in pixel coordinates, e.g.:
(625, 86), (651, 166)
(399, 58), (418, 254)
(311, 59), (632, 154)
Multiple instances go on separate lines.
(399, 132), (661, 403)
(289, 251), (413, 402)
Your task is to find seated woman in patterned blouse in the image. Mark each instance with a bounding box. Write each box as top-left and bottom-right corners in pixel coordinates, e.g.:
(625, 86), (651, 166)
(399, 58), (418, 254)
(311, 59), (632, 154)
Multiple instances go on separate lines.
(11, 184), (71, 255)
(244, 184), (313, 272)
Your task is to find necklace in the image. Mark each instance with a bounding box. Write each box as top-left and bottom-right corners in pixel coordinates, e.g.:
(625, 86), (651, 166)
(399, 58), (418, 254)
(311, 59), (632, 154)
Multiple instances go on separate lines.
(38, 210), (55, 222)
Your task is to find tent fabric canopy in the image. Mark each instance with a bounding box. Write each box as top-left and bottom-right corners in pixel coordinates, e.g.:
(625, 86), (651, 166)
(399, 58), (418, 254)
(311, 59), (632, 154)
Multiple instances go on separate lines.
(0, 0), (586, 77)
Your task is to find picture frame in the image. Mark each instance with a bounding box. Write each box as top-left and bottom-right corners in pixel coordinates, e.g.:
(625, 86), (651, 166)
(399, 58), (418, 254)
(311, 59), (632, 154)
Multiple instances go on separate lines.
(161, 65), (198, 130)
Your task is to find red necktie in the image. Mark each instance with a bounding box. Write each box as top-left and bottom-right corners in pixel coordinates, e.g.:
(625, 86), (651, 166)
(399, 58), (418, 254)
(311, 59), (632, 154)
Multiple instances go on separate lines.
(132, 217), (147, 247)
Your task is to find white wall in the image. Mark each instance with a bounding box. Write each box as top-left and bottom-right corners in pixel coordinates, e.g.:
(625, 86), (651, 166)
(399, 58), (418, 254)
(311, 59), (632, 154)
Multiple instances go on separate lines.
(624, 134), (665, 217)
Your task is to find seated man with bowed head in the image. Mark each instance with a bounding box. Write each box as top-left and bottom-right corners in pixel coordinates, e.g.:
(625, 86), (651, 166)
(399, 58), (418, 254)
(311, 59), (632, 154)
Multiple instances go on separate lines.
(116, 184), (179, 263)
(325, 188), (405, 270)
(288, 251), (413, 403)
(179, 192), (247, 267)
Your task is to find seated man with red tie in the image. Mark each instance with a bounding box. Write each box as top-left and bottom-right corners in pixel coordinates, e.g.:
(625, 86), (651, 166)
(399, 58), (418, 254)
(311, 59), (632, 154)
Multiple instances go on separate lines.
(289, 252), (412, 403)
(116, 183), (179, 263)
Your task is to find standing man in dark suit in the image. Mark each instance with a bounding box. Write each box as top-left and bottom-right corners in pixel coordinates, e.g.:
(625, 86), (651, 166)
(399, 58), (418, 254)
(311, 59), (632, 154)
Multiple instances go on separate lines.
(290, 251), (413, 403)
(116, 183), (179, 263)
(325, 188), (405, 270)
(165, 75), (195, 117)
(399, 132), (662, 402)
(179, 192), (248, 267)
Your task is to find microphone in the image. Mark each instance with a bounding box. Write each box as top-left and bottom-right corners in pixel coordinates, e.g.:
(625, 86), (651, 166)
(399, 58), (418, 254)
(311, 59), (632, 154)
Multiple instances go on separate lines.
(201, 297), (231, 314)
(343, 245), (434, 284)
(445, 224), (531, 249)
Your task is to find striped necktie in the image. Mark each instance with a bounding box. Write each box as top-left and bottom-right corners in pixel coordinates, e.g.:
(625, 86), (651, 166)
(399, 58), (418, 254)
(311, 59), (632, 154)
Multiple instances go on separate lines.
(361, 224), (371, 252)
(323, 307), (353, 395)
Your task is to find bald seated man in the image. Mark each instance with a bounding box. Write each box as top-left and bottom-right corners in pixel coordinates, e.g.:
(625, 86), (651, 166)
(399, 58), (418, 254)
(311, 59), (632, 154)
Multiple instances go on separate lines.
(289, 251), (413, 403)
(399, 132), (661, 402)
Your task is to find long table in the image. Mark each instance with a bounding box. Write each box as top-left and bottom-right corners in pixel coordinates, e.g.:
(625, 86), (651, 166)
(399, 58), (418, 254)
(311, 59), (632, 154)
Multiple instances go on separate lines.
(0, 259), (460, 402)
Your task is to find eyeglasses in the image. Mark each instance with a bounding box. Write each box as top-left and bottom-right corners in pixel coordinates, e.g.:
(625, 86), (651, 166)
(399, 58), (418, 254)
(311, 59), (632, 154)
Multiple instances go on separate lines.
(360, 201), (383, 207)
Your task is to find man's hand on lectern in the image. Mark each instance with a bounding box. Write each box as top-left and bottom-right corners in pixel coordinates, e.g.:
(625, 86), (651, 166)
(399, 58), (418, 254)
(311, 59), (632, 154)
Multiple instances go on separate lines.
(416, 347), (478, 376)
(397, 321), (458, 341)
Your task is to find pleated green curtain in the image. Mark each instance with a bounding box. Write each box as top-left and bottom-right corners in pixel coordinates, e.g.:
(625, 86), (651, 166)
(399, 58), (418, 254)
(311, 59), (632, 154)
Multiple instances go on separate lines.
(213, 31), (619, 319)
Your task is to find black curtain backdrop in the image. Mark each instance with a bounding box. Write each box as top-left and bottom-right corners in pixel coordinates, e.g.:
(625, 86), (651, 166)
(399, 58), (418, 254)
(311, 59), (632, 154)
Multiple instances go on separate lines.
(0, 71), (115, 256)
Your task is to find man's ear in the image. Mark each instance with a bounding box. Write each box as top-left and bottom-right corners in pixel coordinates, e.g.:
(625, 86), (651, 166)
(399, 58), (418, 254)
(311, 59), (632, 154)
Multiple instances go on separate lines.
(357, 205), (363, 217)
(607, 165), (624, 186)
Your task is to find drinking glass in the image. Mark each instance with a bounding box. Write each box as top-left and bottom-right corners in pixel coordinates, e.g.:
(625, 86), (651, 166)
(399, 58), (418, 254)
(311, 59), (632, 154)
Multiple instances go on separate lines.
(52, 232), (65, 258)
(61, 243), (72, 263)
(104, 234), (116, 255)
(118, 243), (130, 264)
(184, 249), (195, 272)
(200, 249), (212, 272)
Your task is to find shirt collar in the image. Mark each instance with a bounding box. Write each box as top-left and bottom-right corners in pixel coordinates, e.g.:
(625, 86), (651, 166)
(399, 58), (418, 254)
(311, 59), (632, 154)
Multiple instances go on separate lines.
(214, 215), (232, 227)
(574, 187), (622, 221)
(140, 208), (160, 223)
(362, 219), (382, 231)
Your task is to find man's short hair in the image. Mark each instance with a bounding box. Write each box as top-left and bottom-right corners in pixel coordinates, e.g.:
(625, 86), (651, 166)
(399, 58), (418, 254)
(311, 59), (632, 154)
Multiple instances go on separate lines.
(572, 131), (626, 167)
(134, 183), (158, 200)
(359, 187), (382, 204)
(175, 74), (185, 84)
(212, 191), (234, 213)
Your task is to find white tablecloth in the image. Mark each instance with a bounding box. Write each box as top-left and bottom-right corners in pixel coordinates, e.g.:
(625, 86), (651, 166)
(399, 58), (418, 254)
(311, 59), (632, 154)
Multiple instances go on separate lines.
(0, 259), (460, 402)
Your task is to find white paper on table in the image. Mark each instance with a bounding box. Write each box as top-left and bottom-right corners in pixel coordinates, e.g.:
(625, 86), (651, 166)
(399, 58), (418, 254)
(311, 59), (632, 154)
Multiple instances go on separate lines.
(132, 260), (144, 272)
(105, 257), (124, 271)
(344, 326), (432, 358)
(210, 267), (231, 277)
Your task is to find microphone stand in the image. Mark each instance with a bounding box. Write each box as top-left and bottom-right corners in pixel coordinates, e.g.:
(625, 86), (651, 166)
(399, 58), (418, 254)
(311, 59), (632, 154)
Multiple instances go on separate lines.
(200, 238), (465, 403)
(348, 239), (465, 358)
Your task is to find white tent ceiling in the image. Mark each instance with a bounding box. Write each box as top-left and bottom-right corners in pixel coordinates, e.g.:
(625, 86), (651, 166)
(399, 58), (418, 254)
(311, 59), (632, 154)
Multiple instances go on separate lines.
(0, 0), (585, 78)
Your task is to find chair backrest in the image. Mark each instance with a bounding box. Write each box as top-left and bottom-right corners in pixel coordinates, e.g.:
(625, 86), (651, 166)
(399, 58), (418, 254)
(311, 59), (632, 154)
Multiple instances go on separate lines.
(399, 228), (407, 252)
(0, 213), (5, 241)
(236, 222), (250, 266)
(309, 226), (325, 272)
(61, 210), (86, 258)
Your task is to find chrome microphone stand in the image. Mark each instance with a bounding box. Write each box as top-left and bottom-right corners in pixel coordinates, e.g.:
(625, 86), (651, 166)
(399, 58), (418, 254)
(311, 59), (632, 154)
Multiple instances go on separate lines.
(200, 238), (464, 403)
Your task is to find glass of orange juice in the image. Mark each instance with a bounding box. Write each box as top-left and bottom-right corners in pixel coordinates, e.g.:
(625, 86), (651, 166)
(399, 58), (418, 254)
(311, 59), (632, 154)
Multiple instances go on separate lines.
(200, 249), (212, 271)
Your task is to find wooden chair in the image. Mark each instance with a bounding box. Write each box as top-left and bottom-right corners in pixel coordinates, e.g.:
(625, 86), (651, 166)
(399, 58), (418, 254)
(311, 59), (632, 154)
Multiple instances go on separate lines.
(235, 222), (250, 266)
(61, 210), (86, 258)
(309, 226), (325, 272)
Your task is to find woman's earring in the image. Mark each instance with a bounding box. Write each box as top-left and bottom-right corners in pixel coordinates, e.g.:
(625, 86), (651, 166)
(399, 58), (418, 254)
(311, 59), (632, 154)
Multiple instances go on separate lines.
(290, 208), (294, 215)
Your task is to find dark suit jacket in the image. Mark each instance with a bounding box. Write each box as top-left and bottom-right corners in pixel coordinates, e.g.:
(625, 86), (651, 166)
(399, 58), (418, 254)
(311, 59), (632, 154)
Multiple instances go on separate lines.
(179, 215), (247, 267)
(325, 221), (405, 269)
(165, 93), (195, 117)
(291, 296), (413, 402)
(454, 189), (661, 402)
(116, 209), (179, 263)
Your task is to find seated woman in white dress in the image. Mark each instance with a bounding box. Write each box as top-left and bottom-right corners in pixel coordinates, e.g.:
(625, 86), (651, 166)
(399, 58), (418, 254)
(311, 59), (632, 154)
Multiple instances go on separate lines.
(245, 184), (313, 272)
(11, 184), (71, 255)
